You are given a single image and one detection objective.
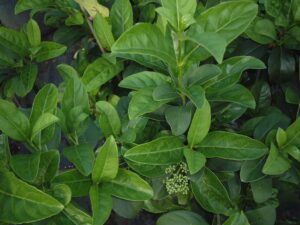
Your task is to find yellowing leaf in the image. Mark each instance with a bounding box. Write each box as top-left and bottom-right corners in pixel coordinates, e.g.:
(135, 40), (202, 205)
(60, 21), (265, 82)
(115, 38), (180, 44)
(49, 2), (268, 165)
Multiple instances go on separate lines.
(75, 0), (109, 18)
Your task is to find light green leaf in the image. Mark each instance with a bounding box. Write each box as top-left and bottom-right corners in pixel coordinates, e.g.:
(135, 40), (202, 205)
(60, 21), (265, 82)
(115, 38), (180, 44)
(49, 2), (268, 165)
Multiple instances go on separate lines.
(223, 211), (250, 225)
(157, 210), (209, 225)
(0, 170), (64, 224)
(82, 57), (123, 92)
(104, 169), (153, 201)
(63, 144), (95, 176)
(187, 99), (211, 148)
(89, 185), (112, 225)
(124, 136), (184, 165)
(198, 131), (268, 160)
(112, 23), (176, 71)
(93, 13), (115, 50)
(184, 148), (206, 175)
(0, 99), (30, 141)
(286, 145), (300, 162)
(50, 184), (72, 206)
(96, 101), (121, 138)
(92, 136), (119, 183)
(111, 0), (133, 38)
(276, 127), (287, 148)
(33, 41), (66, 63)
(191, 168), (235, 216)
(31, 113), (59, 140)
(119, 71), (170, 90)
(283, 117), (300, 148)
(75, 0), (109, 18)
(26, 19), (41, 47)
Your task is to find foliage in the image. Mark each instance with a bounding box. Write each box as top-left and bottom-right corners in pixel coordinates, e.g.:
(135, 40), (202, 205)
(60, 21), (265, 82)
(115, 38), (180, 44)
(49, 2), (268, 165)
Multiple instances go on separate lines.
(0, 0), (299, 224)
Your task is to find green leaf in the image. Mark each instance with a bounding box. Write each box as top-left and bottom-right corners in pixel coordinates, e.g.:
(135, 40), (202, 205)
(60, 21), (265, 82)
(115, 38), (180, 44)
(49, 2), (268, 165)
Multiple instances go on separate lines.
(96, 101), (121, 138)
(240, 158), (266, 183)
(191, 168), (235, 216)
(31, 113), (59, 140)
(0, 27), (28, 56)
(50, 184), (72, 206)
(89, 185), (112, 225)
(34, 41), (67, 63)
(75, 0), (109, 18)
(82, 57), (123, 92)
(53, 169), (92, 197)
(92, 136), (119, 183)
(63, 144), (95, 176)
(15, 0), (53, 14)
(265, 0), (291, 27)
(112, 23), (176, 71)
(184, 84), (205, 108)
(0, 99), (30, 141)
(124, 136), (184, 165)
(157, 210), (209, 225)
(276, 128), (287, 147)
(93, 13), (115, 50)
(10, 153), (40, 182)
(112, 197), (143, 219)
(223, 211), (250, 225)
(187, 27), (227, 64)
(16, 63), (38, 97)
(156, 0), (197, 32)
(286, 145), (300, 162)
(128, 88), (170, 119)
(207, 84), (256, 109)
(283, 117), (300, 148)
(262, 142), (291, 175)
(119, 71), (170, 90)
(0, 170), (64, 224)
(187, 99), (211, 148)
(26, 19), (41, 47)
(198, 131), (268, 160)
(196, 1), (258, 44)
(250, 178), (272, 203)
(111, 0), (133, 38)
(184, 148), (206, 175)
(186, 64), (222, 87)
(245, 206), (276, 225)
(104, 169), (153, 201)
(153, 85), (179, 101)
(165, 105), (192, 136)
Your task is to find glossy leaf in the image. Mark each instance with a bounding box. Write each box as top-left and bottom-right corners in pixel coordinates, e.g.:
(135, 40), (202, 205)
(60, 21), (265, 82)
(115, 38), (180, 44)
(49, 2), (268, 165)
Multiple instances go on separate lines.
(184, 148), (206, 175)
(198, 131), (268, 160)
(124, 136), (184, 165)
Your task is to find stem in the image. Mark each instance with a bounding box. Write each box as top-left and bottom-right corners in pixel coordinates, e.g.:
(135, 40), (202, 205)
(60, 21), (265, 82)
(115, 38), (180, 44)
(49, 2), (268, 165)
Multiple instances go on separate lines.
(176, 33), (186, 105)
(80, 6), (106, 54)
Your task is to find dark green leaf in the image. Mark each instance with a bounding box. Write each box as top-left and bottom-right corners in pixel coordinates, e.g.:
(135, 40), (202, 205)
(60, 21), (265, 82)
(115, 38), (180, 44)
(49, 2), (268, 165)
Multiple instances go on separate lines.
(157, 210), (209, 225)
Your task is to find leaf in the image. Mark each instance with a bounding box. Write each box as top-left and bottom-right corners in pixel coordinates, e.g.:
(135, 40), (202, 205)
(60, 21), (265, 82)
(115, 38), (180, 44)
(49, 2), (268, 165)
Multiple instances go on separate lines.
(16, 63), (38, 97)
(10, 153), (40, 182)
(286, 145), (300, 162)
(112, 198), (143, 219)
(93, 13), (115, 50)
(33, 41), (67, 63)
(82, 57), (123, 92)
(63, 144), (95, 176)
(245, 206), (276, 225)
(198, 131), (268, 160)
(187, 99), (211, 148)
(111, 23), (176, 71)
(75, 0), (109, 18)
(265, 0), (291, 27)
(157, 210), (209, 225)
(111, 0), (133, 38)
(156, 0), (197, 31)
(184, 84), (205, 108)
(96, 101), (121, 138)
(187, 27), (227, 64)
(89, 185), (112, 225)
(104, 169), (153, 201)
(119, 71), (170, 90)
(0, 170), (64, 224)
(191, 168), (235, 216)
(223, 211), (250, 225)
(184, 148), (206, 175)
(207, 84), (256, 109)
(240, 158), (266, 183)
(26, 19), (41, 47)
(262, 143), (291, 175)
(0, 27), (28, 56)
(0, 99), (30, 141)
(165, 105), (192, 136)
(250, 178), (272, 203)
(92, 136), (119, 183)
(283, 117), (300, 148)
(276, 128), (287, 147)
(53, 169), (92, 197)
(31, 113), (59, 140)
(15, 0), (53, 14)
(153, 85), (179, 101)
(128, 88), (170, 119)
(124, 136), (184, 165)
(50, 184), (72, 206)
(196, 1), (258, 44)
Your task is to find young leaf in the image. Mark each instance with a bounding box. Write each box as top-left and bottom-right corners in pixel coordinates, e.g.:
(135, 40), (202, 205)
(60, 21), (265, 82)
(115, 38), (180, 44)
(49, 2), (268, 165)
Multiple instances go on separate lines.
(187, 99), (211, 148)
(157, 210), (209, 225)
(183, 148), (206, 175)
(111, 0), (133, 38)
(93, 13), (115, 50)
(191, 168), (236, 216)
(0, 99), (30, 141)
(103, 169), (153, 201)
(90, 185), (112, 225)
(198, 131), (268, 160)
(26, 19), (41, 47)
(0, 170), (64, 224)
(63, 144), (95, 176)
(96, 101), (121, 138)
(92, 136), (119, 183)
(124, 136), (184, 165)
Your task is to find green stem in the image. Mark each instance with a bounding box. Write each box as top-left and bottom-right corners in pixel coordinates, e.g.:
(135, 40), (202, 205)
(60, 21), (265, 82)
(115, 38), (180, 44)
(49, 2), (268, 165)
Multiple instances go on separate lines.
(176, 33), (186, 105)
